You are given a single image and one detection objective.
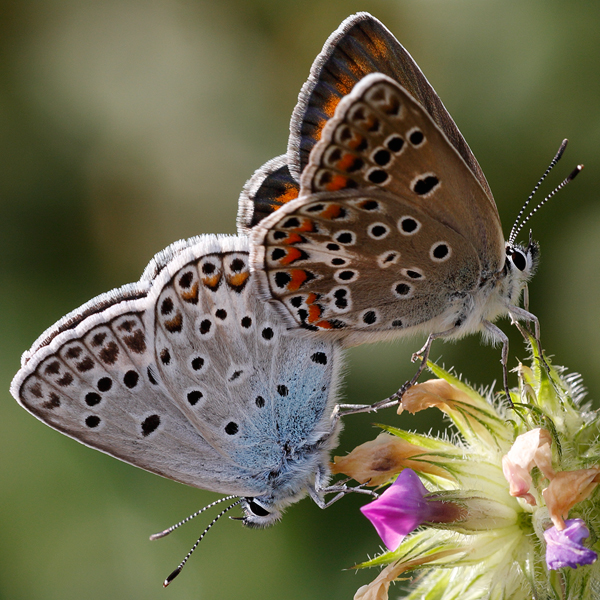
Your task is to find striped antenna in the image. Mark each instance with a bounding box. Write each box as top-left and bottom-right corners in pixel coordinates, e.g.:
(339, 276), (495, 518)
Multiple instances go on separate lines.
(509, 164), (584, 244)
(508, 139), (568, 245)
(162, 498), (243, 587)
(149, 494), (238, 540)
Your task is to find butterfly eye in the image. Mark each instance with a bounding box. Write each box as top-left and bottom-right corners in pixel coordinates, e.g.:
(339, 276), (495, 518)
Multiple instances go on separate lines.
(247, 499), (270, 517)
(510, 250), (527, 272)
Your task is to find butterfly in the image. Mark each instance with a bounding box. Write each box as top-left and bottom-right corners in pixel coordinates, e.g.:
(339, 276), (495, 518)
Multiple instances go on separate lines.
(10, 234), (362, 584)
(241, 12), (580, 407)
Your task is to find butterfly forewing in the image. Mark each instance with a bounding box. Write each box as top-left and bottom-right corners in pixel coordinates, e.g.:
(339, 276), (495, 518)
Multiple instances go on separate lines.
(14, 304), (231, 492)
(238, 12), (495, 233)
(289, 12), (493, 199)
(300, 75), (503, 271)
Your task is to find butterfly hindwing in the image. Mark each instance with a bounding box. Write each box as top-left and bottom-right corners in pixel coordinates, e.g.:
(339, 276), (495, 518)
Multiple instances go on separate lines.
(251, 188), (481, 344)
(237, 155), (300, 234)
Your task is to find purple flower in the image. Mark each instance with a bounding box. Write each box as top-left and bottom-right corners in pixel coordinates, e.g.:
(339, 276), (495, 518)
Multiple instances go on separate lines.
(544, 519), (597, 570)
(360, 469), (459, 551)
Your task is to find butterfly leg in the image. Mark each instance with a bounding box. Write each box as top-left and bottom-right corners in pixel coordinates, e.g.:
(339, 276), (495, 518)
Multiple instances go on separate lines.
(308, 467), (378, 509)
(334, 327), (461, 417)
(507, 304), (548, 366)
(482, 320), (512, 405)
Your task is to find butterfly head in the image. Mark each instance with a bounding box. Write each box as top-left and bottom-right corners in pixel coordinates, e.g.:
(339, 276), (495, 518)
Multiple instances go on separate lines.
(504, 234), (540, 294)
(240, 497), (283, 528)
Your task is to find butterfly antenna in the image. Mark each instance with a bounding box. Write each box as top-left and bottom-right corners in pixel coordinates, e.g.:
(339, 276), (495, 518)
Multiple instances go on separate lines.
(510, 163), (584, 244)
(508, 139), (568, 245)
(149, 494), (238, 540)
(161, 498), (243, 588)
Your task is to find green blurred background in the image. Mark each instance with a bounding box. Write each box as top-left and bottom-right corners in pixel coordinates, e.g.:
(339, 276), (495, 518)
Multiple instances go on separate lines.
(1, 1), (599, 599)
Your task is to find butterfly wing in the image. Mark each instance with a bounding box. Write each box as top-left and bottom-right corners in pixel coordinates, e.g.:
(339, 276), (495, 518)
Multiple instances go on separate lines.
(288, 11), (492, 201)
(148, 237), (342, 480)
(238, 12), (495, 232)
(12, 235), (341, 497)
(251, 76), (505, 344)
(237, 155), (300, 234)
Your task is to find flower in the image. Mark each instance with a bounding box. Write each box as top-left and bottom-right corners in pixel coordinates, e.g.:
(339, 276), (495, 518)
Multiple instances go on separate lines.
(502, 428), (555, 504)
(542, 468), (600, 529)
(360, 469), (464, 551)
(331, 432), (458, 485)
(544, 519), (597, 570)
(336, 349), (600, 600)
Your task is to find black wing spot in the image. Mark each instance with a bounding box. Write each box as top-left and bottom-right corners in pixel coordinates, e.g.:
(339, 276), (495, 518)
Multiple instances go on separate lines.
(141, 414), (160, 436)
(311, 352), (328, 365)
(65, 346), (82, 359)
(200, 319), (212, 335)
(160, 348), (171, 365)
(367, 169), (389, 185)
(57, 372), (74, 387)
(386, 135), (404, 153)
(362, 311), (377, 324)
(202, 262), (216, 274)
(229, 370), (243, 382)
(187, 390), (203, 406)
(241, 316), (252, 328)
(43, 393), (61, 410)
(225, 422), (239, 435)
(161, 297), (174, 315)
(99, 341), (119, 365)
(409, 130), (425, 146)
(215, 309), (227, 320)
(369, 224), (388, 238)
(335, 232), (354, 245)
(413, 175), (440, 196)
(123, 370), (139, 389)
(230, 258), (245, 272)
(97, 377), (112, 392)
(373, 149), (392, 166)
(85, 415), (101, 428)
(274, 272), (292, 288)
(85, 392), (102, 406)
(191, 357), (204, 371)
(76, 357), (94, 372)
(255, 396), (265, 408)
(179, 272), (193, 288)
(395, 283), (411, 296)
(262, 327), (274, 340)
(432, 243), (450, 260)
(282, 217), (300, 229)
(337, 270), (356, 281)
(277, 384), (289, 397)
(45, 361), (60, 375)
(400, 217), (419, 233)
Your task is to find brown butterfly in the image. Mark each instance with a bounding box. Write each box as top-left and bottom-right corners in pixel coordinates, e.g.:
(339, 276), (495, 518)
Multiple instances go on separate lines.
(239, 12), (581, 409)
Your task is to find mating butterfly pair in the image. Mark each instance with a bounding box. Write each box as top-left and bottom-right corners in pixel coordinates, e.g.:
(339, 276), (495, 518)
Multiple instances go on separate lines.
(11, 12), (568, 585)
